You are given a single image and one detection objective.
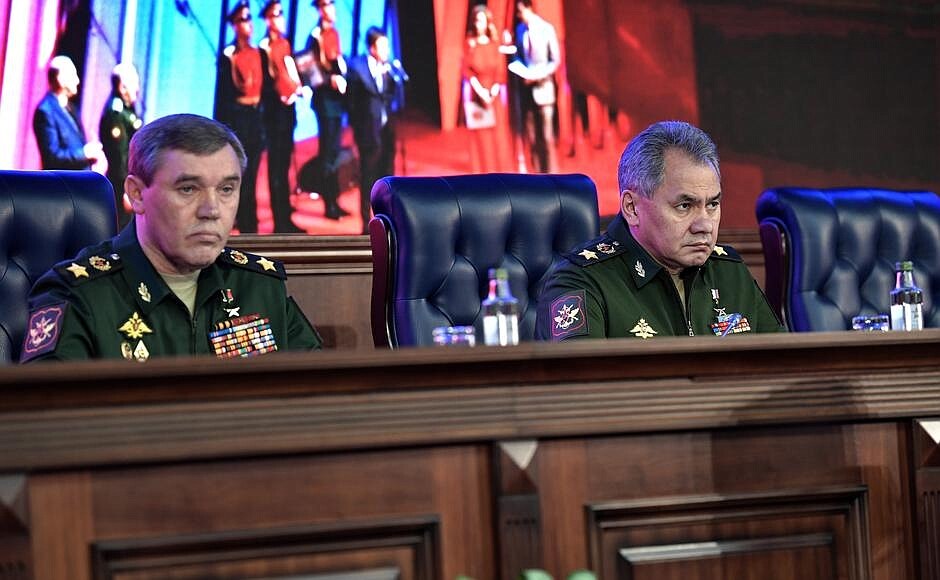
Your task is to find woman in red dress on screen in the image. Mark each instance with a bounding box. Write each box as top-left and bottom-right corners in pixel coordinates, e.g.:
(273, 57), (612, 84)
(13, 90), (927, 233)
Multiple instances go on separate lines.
(462, 5), (513, 173)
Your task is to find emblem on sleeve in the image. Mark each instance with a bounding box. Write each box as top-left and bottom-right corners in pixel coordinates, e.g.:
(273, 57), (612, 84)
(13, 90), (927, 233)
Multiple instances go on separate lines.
(119, 312), (153, 340)
(629, 318), (657, 339)
(22, 304), (65, 358)
(578, 249), (598, 261)
(66, 262), (89, 279)
(549, 291), (588, 340)
(634, 260), (646, 278)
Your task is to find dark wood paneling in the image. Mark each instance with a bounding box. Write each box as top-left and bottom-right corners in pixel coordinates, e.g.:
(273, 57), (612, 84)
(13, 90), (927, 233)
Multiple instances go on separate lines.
(914, 419), (940, 580)
(92, 518), (436, 580)
(494, 441), (542, 579)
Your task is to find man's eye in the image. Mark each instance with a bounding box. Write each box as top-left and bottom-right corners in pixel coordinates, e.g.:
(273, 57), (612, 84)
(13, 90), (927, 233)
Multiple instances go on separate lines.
(707, 200), (721, 209)
(676, 203), (691, 211)
(220, 185), (237, 196)
(179, 185), (196, 194)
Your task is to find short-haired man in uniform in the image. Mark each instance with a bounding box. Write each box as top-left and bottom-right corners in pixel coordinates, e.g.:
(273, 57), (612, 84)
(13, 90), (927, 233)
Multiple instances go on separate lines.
(99, 62), (143, 227)
(302, 0), (350, 221)
(260, 0), (307, 233)
(21, 113), (322, 362)
(214, 1), (267, 234)
(535, 120), (785, 340)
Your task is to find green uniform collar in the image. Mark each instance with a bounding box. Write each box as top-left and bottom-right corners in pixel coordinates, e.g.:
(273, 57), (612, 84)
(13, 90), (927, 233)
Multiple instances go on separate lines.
(605, 215), (670, 289)
(113, 221), (226, 315)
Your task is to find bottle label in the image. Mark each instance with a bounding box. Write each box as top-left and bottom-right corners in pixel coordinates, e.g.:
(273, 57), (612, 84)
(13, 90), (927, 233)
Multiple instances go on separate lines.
(891, 303), (924, 331)
(482, 313), (519, 346)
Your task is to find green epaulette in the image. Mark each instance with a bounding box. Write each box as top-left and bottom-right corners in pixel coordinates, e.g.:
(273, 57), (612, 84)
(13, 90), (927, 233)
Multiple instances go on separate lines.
(564, 235), (628, 267)
(54, 253), (124, 286)
(218, 248), (287, 280)
(709, 244), (743, 262)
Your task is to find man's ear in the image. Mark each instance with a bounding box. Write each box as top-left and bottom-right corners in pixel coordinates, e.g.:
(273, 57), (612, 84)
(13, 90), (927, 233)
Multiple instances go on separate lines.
(125, 175), (145, 215)
(621, 190), (640, 227)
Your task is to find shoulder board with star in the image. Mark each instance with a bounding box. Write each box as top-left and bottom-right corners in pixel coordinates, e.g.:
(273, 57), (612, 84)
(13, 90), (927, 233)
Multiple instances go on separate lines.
(54, 253), (124, 286)
(563, 235), (628, 267)
(710, 244), (743, 262)
(219, 248), (286, 280)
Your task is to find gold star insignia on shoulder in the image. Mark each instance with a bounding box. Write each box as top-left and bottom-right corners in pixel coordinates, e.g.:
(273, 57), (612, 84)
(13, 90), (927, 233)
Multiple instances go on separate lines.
(634, 260), (646, 278)
(579, 249), (598, 260)
(230, 250), (249, 265)
(257, 256), (276, 271)
(66, 262), (89, 278)
(88, 255), (111, 271)
(630, 318), (657, 339)
(119, 312), (153, 340)
(713, 246), (727, 256)
(138, 282), (151, 303)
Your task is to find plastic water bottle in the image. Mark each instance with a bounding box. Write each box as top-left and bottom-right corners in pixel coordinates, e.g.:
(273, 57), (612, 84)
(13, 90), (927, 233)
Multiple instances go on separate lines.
(482, 268), (519, 346)
(890, 261), (924, 331)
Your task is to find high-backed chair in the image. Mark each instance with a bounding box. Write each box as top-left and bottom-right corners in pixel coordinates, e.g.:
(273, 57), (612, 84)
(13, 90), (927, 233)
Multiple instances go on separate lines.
(756, 187), (940, 331)
(370, 173), (599, 348)
(0, 170), (117, 362)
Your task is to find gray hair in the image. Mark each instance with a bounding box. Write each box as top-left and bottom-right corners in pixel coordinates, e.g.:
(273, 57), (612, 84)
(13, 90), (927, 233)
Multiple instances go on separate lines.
(617, 120), (720, 199)
(128, 113), (247, 185)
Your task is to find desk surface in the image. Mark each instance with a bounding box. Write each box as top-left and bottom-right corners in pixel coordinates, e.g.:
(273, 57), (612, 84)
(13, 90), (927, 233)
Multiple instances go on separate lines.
(3, 330), (940, 473)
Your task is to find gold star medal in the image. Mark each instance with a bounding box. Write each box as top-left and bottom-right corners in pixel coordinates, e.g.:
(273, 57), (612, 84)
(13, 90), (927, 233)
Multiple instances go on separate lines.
(579, 249), (598, 261)
(66, 262), (89, 278)
(119, 312), (153, 339)
(257, 256), (276, 271)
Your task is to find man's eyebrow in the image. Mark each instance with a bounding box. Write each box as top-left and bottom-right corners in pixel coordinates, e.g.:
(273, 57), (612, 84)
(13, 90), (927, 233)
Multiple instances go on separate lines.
(172, 174), (203, 185)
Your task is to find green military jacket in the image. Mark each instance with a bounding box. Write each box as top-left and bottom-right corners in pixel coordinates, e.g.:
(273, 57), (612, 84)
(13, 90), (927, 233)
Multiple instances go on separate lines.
(21, 222), (322, 362)
(99, 93), (141, 193)
(535, 215), (785, 340)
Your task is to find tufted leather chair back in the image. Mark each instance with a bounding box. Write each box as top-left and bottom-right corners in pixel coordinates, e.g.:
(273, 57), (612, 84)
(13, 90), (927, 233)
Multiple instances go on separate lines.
(0, 170), (117, 362)
(370, 173), (599, 348)
(756, 187), (940, 331)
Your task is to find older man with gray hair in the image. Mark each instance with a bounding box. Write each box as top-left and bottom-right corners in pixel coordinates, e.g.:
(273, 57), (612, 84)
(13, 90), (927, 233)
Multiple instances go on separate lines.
(535, 120), (784, 340)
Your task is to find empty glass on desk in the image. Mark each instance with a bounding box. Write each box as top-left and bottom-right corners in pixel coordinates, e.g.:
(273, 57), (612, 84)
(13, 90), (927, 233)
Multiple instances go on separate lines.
(851, 314), (889, 332)
(432, 325), (476, 346)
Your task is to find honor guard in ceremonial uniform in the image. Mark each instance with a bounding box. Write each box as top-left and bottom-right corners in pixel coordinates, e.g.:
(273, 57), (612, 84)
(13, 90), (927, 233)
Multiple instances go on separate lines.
(261, 0), (307, 233)
(300, 0), (349, 220)
(214, 1), (269, 234)
(535, 121), (785, 340)
(99, 62), (143, 227)
(21, 114), (321, 362)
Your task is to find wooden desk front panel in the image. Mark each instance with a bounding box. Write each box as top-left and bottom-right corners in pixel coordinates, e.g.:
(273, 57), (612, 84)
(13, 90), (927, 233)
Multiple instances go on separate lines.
(535, 422), (913, 580)
(26, 446), (495, 580)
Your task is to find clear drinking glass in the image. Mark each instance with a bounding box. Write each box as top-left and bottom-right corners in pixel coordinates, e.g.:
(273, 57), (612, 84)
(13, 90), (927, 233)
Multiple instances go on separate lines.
(851, 314), (889, 332)
(432, 325), (476, 346)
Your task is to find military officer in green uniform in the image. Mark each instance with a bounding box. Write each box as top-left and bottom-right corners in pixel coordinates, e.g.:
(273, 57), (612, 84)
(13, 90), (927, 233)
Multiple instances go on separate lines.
(99, 62), (143, 227)
(535, 120), (785, 340)
(21, 113), (321, 362)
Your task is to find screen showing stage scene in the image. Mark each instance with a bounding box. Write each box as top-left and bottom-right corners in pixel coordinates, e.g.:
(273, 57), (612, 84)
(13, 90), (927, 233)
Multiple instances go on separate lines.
(1, 0), (938, 236)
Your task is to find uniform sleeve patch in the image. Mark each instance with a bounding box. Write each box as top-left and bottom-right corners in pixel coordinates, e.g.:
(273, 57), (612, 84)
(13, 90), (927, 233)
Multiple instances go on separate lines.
(20, 303), (67, 362)
(549, 290), (589, 341)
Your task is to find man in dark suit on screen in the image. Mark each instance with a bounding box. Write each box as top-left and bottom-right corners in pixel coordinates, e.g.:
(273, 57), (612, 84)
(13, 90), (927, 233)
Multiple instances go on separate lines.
(33, 55), (103, 170)
(347, 27), (400, 234)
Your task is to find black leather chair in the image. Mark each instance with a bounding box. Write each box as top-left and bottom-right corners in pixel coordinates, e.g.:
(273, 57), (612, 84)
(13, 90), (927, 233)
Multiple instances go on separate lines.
(0, 170), (117, 362)
(756, 187), (940, 331)
(370, 173), (599, 347)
